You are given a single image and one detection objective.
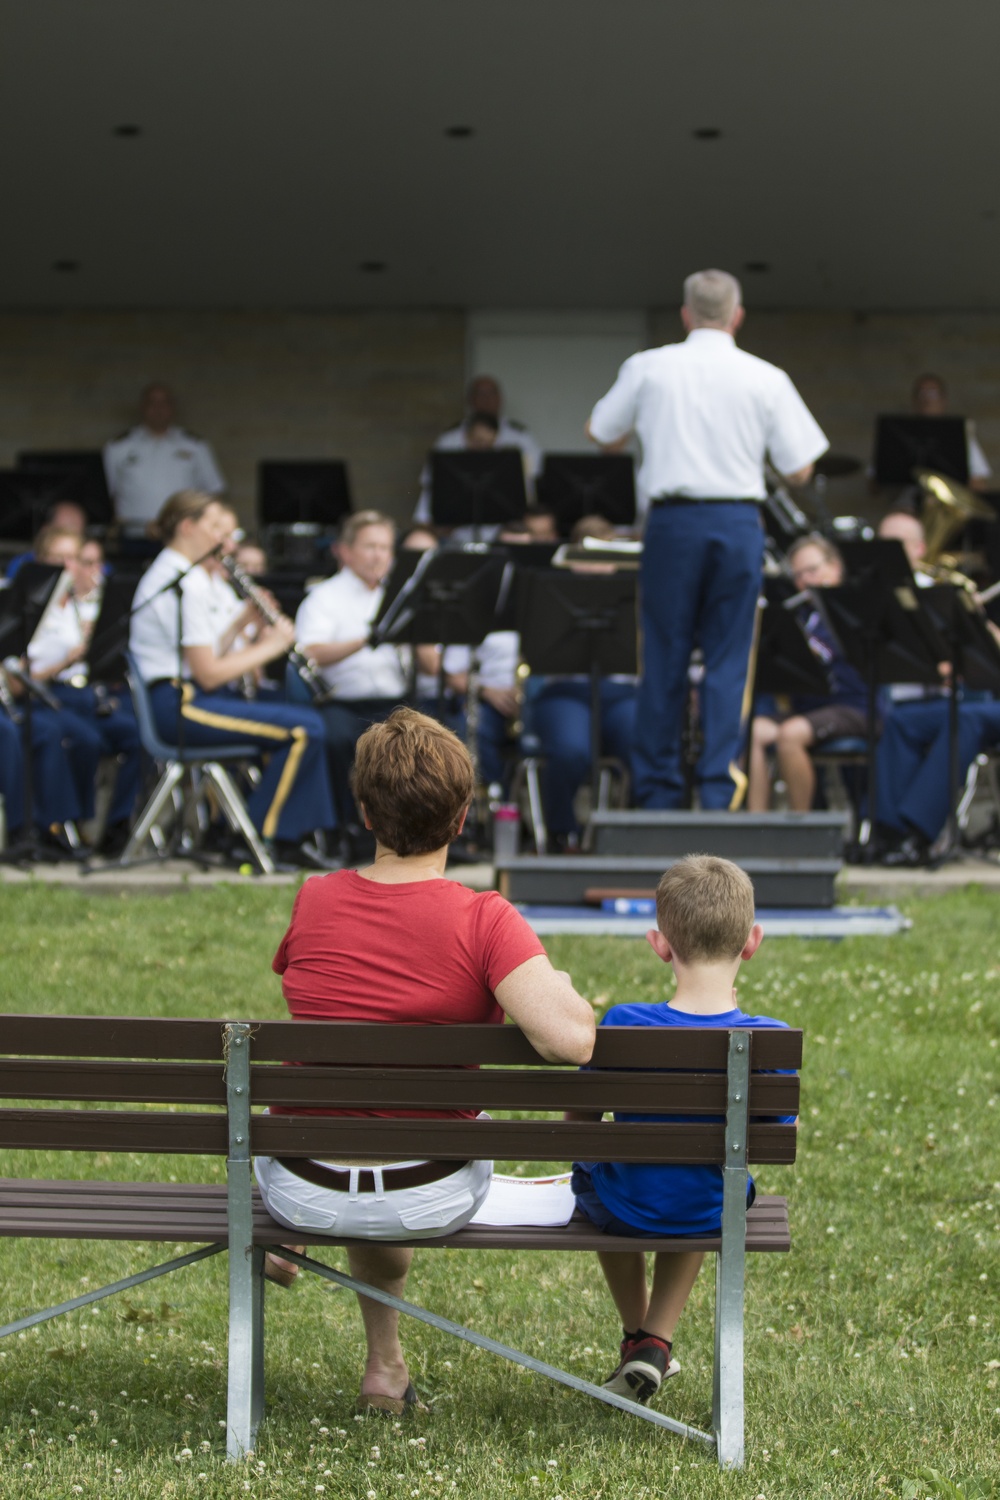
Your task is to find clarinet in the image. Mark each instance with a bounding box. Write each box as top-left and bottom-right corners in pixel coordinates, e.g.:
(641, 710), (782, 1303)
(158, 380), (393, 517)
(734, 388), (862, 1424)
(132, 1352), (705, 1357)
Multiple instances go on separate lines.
(220, 554), (333, 706)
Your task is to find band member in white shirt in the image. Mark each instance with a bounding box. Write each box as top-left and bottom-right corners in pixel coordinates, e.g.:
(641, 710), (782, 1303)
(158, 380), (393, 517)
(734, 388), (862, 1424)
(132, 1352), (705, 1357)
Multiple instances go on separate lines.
(295, 511), (412, 850)
(129, 490), (335, 863)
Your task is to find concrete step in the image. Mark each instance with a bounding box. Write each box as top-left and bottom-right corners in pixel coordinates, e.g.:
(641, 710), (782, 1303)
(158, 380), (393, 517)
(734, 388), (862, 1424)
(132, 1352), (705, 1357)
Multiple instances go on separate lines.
(496, 854), (841, 909)
(590, 810), (848, 861)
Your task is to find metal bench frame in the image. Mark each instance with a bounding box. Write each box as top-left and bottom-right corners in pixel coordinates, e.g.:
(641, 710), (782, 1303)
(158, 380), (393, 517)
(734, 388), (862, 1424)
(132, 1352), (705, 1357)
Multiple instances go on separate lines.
(0, 1015), (801, 1471)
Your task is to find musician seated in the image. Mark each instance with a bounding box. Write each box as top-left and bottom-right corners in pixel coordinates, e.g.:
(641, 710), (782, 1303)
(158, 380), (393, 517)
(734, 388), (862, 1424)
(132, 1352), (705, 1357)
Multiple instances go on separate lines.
(233, 535), (268, 578)
(129, 490), (336, 867)
(26, 525), (141, 857)
(5, 500), (87, 581)
(0, 678), (98, 856)
(748, 535), (868, 813)
(872, 511), (999, 864)
(294, 511), (415, 857)
(524, 505), (560, 542)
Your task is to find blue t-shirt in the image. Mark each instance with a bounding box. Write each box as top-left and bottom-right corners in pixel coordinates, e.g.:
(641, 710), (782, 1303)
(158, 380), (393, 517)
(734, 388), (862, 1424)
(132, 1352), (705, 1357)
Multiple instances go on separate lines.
(585, 1001), (793, 1236)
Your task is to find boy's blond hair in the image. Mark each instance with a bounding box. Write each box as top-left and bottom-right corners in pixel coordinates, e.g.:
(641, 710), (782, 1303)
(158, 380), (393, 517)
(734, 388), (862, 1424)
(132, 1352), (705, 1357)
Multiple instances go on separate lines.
(655, 855), (755, 964)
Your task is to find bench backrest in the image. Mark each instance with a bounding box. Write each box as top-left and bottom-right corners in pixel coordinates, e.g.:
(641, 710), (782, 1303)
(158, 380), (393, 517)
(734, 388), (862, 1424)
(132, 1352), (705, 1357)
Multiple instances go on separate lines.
(0, 1015), (801, 1168)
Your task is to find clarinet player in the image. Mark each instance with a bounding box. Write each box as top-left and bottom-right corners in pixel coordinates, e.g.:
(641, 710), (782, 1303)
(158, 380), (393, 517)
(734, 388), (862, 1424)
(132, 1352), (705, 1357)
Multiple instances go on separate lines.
(129, 490), (337, 867)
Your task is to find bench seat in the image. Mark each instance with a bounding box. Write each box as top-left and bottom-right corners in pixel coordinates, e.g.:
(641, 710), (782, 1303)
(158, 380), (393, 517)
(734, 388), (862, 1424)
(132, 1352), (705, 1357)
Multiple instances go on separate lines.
(0, 1178), (790, 1254)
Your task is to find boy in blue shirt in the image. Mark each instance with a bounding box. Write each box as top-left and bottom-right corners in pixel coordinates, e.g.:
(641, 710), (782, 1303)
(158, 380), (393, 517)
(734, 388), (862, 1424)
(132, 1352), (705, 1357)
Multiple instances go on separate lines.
(569, 854), (792, 1405)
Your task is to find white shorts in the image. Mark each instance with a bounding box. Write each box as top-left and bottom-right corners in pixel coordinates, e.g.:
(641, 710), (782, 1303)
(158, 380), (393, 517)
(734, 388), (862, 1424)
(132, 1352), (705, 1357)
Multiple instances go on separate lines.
(255, 1153), (493, 1241)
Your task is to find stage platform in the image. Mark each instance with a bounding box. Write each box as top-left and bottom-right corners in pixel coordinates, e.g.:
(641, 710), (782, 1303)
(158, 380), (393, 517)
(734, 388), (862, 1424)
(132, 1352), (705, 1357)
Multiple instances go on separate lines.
(516, 903), (909, 939)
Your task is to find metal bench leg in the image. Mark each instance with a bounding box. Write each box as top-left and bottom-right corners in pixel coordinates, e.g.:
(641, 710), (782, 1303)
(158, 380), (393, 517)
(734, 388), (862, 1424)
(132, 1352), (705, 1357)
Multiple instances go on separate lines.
(120, 761), (186, 863)
(225, 1024), (265, 1459)
(712, 1031), (751, 1469)
(203, 763), (275, 875)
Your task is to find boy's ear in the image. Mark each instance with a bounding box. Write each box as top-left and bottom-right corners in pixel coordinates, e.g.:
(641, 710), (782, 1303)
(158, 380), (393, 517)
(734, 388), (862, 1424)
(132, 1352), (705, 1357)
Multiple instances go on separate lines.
(359, 802), (373, 832)
(741, 922), (764, 960)
(645, 928), (673, 964)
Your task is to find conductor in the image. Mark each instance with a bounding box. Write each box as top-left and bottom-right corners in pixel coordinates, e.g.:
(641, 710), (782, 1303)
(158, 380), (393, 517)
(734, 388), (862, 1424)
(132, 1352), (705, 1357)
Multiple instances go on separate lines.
(587, 269), (828, 810)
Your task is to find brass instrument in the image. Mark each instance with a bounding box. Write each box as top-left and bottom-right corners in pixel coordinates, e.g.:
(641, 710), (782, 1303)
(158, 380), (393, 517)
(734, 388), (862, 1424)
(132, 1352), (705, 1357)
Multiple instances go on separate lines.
(916, 468), (995, 580)
(220, 554), (333, 705)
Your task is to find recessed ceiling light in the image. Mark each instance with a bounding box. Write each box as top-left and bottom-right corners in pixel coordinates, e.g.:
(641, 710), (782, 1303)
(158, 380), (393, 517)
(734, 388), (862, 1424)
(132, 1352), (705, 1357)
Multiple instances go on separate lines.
(445, 125), (474, 139)
(52, 260), (80, 273)
(743, 261), (771, 273)
(113, 124), (142, 138)
(692, 127), (721, 140)
(359, 261), (386, 273)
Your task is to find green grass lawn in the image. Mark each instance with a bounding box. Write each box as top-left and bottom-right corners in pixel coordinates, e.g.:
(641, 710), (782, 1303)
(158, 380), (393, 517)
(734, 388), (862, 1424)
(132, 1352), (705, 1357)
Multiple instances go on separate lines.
(0, 881), (998, 1500)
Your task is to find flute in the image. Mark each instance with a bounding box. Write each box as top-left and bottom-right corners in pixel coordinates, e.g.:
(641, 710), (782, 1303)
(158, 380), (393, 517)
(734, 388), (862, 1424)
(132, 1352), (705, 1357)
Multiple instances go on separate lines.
(220, 554), (333, 706)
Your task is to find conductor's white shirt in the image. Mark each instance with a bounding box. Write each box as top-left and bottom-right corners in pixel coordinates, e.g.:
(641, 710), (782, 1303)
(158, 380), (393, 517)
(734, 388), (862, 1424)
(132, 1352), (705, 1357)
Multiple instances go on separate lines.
(104, 426), (225, 530)
(295, 567), (408, 700)
(588, 329), (828, 502)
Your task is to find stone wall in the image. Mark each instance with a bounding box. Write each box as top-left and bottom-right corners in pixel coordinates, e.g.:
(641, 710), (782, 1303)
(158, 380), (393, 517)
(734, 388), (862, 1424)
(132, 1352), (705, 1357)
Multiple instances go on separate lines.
(0, 309), (466, 527)
(2, 305), (1000, 535)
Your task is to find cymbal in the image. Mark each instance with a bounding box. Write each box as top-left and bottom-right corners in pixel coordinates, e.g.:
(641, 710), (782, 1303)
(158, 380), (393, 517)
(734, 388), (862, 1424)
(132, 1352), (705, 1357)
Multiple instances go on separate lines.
(814, 452), (862, 479)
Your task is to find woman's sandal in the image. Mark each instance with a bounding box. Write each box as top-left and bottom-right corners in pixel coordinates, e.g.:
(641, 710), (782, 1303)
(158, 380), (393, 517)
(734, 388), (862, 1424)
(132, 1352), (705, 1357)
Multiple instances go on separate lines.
(263, 1246), (304, 1288)
(353, 1382), (429, 1417)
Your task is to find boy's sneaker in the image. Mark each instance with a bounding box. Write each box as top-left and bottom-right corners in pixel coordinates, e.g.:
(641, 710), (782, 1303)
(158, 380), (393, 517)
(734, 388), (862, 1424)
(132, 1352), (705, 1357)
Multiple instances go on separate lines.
(602, 1333), (679, 1404)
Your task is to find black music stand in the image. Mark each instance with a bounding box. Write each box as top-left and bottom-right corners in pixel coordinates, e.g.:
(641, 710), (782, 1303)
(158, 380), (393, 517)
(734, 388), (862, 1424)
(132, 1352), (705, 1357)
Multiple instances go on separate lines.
(257, 460), (352, 569)
(16, 451), (114, 528)
(370, 548), (511, 705)
(85, 573), (142, 687)
(371, 550), (511, 840)
(874, 415), (969, 486)
(0, 563), (65, 864)
(429, 450), (527, 540)
(537, 454), (637, 530)
(753, 579), (831, 699)
(516, 570), (637, 815)
(0, 471), (63, 545)
(817, 576), (945, 859)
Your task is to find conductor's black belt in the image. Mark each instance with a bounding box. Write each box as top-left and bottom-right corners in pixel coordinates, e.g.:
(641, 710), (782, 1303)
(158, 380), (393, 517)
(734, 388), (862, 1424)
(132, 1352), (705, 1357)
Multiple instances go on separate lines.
(146, 678), (178, 691)
(650, 495), (760, 507)
(274, 1156), (470, 1193)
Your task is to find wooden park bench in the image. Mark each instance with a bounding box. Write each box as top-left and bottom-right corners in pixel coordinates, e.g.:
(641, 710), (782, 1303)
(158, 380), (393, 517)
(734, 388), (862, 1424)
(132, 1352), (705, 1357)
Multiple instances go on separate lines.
(0, 1014), (801, 1469)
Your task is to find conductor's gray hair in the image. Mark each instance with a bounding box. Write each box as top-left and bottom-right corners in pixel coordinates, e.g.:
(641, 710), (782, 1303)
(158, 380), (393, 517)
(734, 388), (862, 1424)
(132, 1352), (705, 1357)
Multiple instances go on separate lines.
(683, 269), (743, 328)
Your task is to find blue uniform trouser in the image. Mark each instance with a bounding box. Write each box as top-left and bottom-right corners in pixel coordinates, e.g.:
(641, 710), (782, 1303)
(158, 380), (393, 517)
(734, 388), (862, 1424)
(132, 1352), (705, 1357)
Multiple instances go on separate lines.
(876, 699), (982, 842)
(47, 682), (142, 825)
(2, 708), (92, 831)
(476, 700), (513, 791)
(633, 502), (764, 809)
(149, 683), (335, 842)
(532, 680), (638, 835)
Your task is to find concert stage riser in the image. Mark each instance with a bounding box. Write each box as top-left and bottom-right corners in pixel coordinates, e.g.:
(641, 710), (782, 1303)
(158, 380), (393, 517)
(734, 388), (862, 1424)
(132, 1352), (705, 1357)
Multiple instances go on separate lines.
(589, 810), (848, 861)
(496, 857), (841, 911)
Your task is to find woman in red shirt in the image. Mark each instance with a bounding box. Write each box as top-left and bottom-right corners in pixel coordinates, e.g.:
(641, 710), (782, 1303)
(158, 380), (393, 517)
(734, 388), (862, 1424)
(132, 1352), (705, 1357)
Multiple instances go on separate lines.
(255, 708), (595, 1415)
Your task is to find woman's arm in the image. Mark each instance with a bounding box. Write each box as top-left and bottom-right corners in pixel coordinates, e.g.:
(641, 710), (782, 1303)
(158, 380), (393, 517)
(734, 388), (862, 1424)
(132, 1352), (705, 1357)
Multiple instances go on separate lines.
(185, 617), (296, 693)
(494, 956), (595, 1065)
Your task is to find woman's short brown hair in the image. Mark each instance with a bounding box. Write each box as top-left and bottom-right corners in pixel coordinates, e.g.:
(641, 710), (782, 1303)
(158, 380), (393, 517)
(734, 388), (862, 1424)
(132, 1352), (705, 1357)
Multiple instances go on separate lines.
(352, 708), (475, 856)
(157, 489), (218, 542)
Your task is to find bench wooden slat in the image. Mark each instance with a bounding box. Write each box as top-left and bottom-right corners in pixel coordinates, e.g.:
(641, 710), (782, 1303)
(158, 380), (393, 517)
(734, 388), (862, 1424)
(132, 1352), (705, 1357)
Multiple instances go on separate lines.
(0, 1060), (227, 1104)
(0, 1180), (789, 1254)
(0, 1110), (227, 1154)
(1, 1017), (803, 1070)
(0, 1058), (797, 1117)
(0, 1016), (229, 1060)
(253, 1115), (798, 1164)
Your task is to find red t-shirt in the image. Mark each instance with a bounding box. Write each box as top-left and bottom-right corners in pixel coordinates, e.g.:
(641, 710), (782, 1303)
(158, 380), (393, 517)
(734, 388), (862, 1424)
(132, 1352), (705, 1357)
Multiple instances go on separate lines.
(272, 870), (546, 1119)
